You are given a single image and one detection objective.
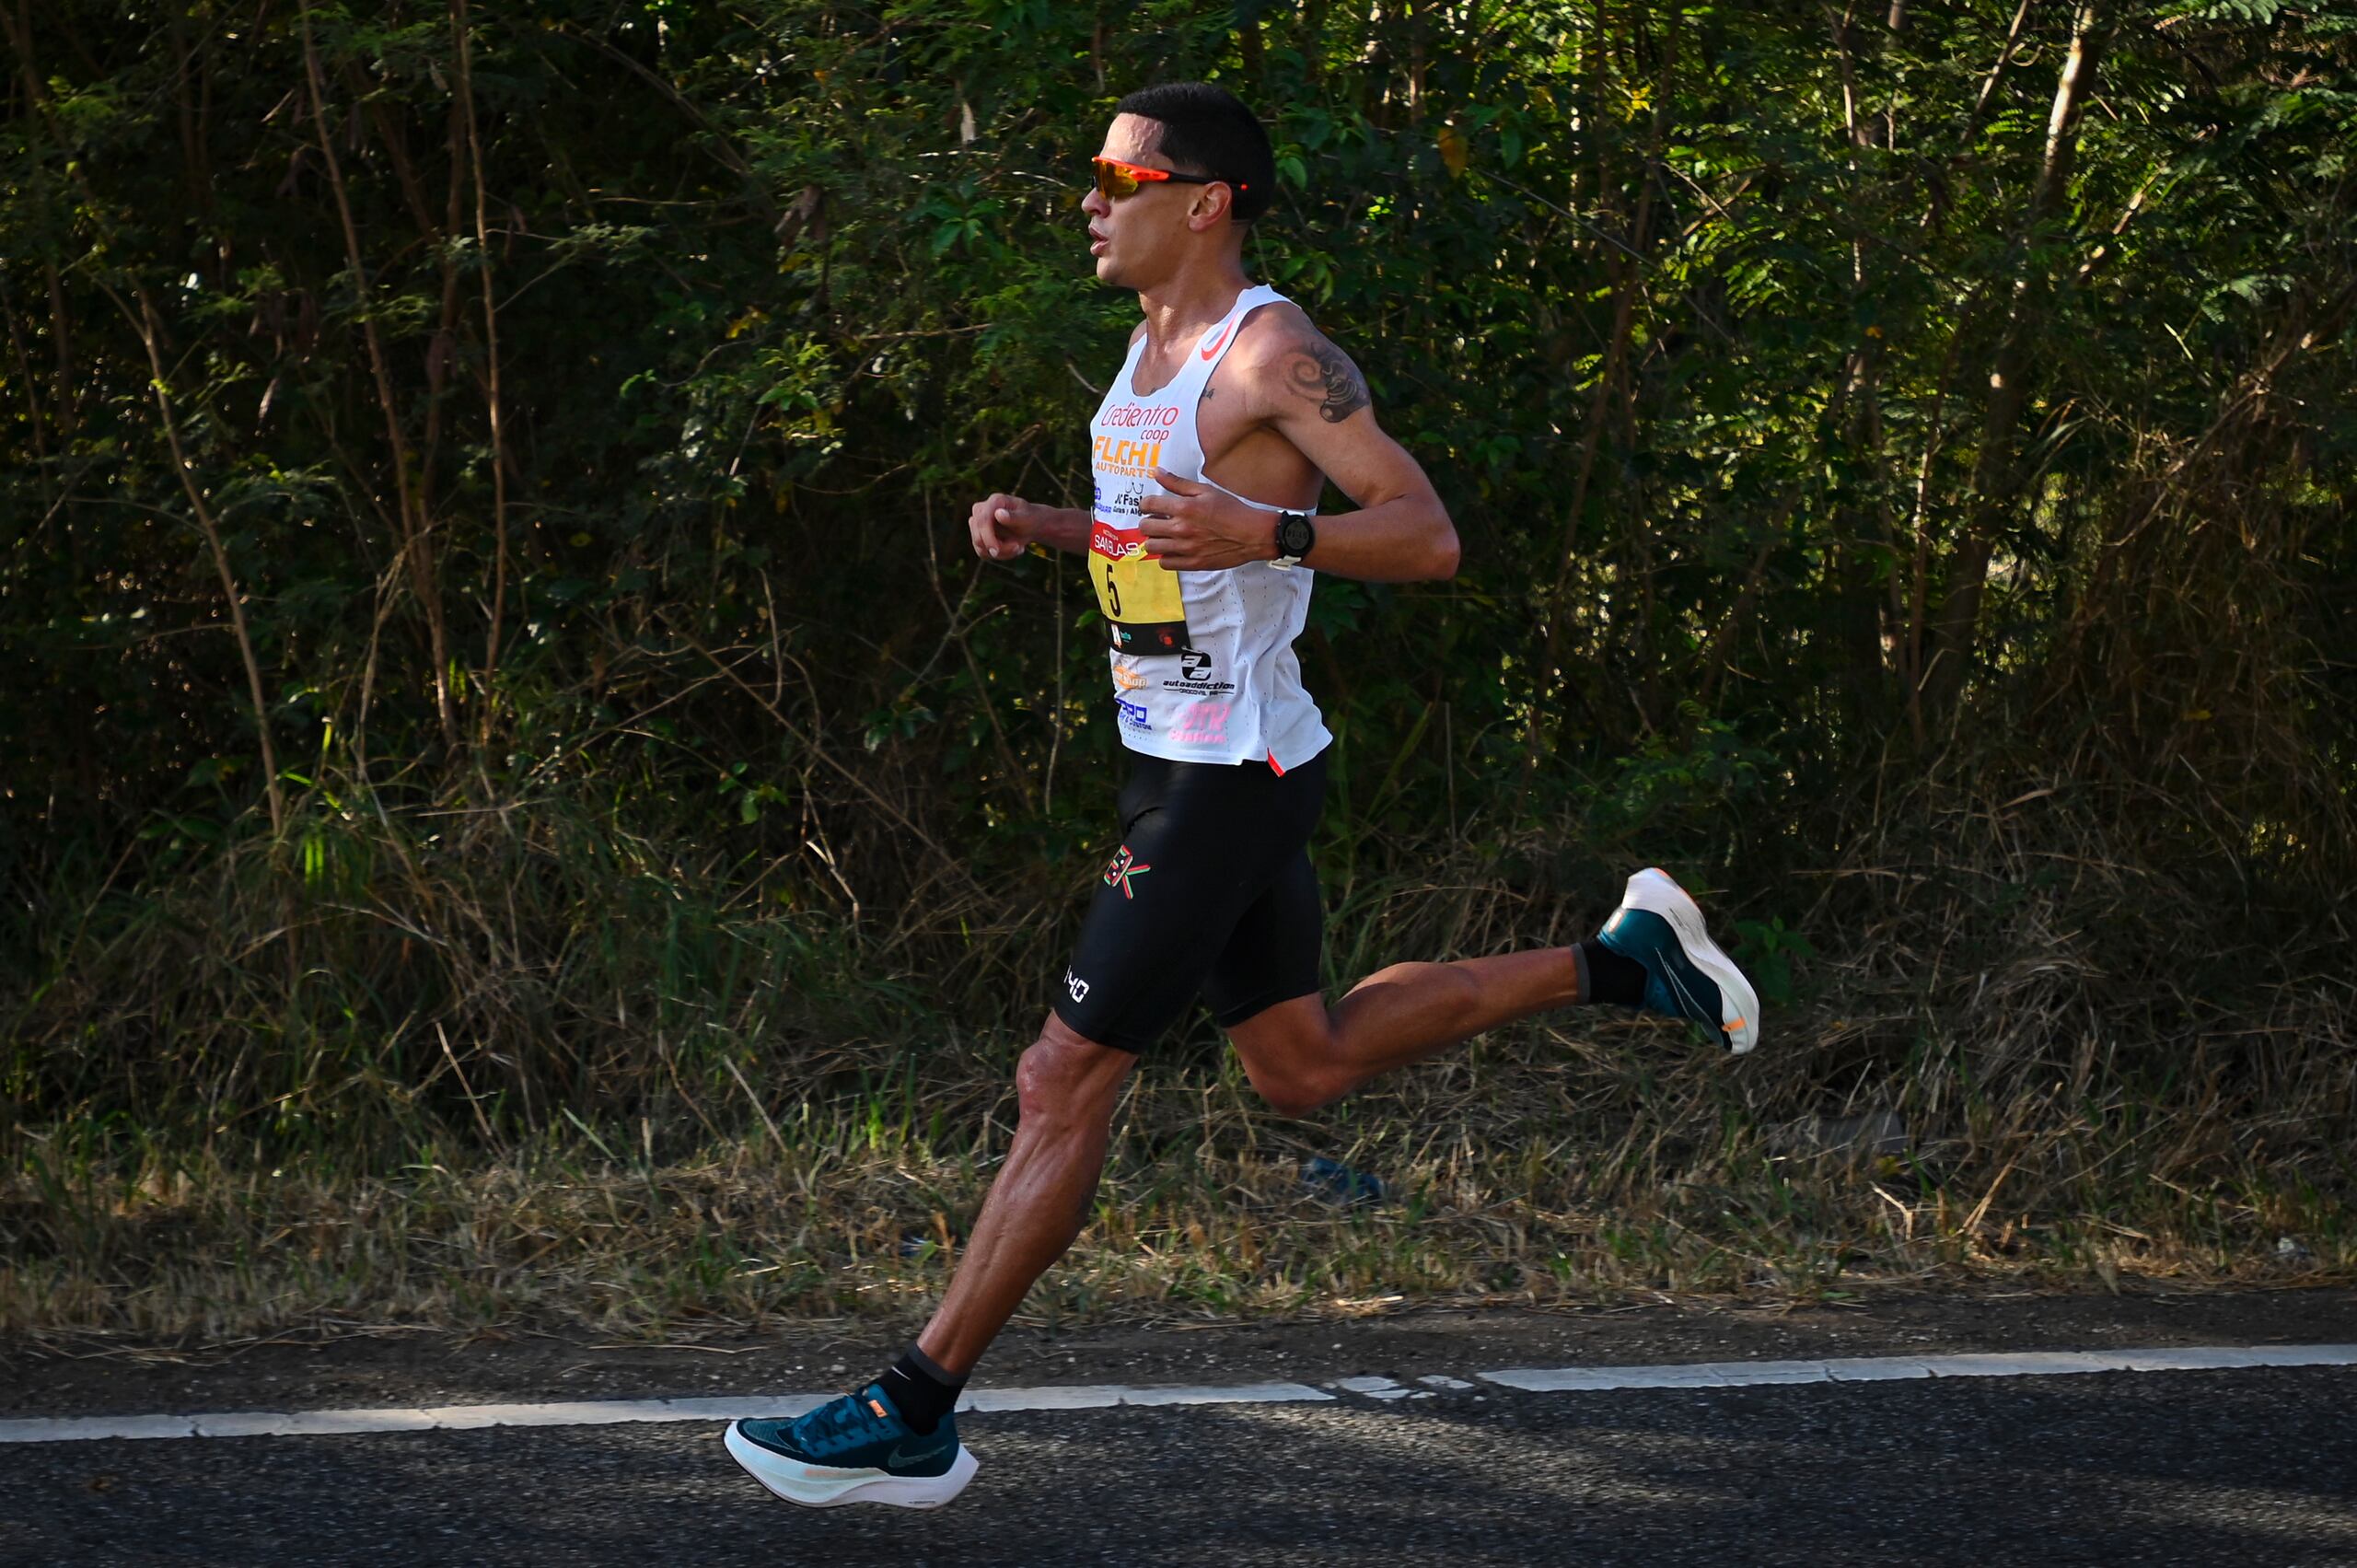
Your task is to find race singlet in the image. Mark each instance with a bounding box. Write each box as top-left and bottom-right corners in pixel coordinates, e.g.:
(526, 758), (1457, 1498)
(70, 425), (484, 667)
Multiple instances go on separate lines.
(1083, 284), (1333, 770)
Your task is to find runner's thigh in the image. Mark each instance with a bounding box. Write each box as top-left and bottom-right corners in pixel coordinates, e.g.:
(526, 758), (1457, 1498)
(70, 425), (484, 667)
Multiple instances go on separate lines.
(1202, 844), (1324, 1028)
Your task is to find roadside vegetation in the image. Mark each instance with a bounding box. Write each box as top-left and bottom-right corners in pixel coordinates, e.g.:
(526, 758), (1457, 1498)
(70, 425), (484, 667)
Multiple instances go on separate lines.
(4, 1), (2351, 1342)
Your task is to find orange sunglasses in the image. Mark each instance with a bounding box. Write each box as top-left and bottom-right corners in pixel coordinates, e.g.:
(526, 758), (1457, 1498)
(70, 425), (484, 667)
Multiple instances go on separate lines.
(1091, 156), (1248, 201)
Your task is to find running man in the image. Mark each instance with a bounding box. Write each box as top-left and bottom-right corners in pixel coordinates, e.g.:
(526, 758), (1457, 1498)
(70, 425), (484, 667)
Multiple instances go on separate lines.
(724, 81), (1760, 1510)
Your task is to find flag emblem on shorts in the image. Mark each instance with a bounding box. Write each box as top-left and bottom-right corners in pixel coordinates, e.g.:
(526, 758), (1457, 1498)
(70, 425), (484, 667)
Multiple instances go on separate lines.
(1102, 844), (1152, 900)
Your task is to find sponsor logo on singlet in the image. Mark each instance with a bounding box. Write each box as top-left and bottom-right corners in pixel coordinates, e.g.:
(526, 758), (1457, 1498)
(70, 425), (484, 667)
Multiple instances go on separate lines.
(1092, 436), (1167, 478)
(1161, 647), (1237, 696)
(1101, 403), (1182, 430)
(1168, 702), (1232, 747)
(1116, 695), (1153, 732)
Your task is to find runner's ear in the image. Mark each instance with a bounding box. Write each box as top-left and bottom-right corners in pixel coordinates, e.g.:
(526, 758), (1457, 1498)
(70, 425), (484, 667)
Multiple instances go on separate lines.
(1187, 181), (1234, 231)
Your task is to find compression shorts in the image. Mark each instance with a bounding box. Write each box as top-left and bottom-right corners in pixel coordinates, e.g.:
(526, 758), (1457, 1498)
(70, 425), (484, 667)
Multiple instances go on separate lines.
(1051, 749), (1328, 1052)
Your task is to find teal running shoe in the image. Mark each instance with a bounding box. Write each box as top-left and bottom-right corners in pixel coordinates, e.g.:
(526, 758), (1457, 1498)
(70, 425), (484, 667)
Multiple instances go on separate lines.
(1596, 867), (1762, 1054)
(724, 1384), (977, 1510)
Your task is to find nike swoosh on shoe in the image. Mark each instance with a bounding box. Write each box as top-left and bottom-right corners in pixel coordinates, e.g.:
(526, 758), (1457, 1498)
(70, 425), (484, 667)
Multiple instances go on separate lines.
(1662, 963), (1711, 1027)
(888, 1440), (951, 1469)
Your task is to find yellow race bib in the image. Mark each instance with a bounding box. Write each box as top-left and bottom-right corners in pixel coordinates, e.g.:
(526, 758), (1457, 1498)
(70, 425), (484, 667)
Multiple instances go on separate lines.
(1090, 520), (1190, 656)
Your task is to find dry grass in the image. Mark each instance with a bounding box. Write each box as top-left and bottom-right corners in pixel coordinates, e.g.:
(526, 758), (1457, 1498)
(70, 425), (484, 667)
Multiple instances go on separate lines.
(6, 989), (2351, 1345)
(6, 715), (2353, 1346)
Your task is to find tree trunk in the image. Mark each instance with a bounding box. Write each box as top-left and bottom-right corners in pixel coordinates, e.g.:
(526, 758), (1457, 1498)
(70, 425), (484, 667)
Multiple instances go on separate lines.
(299, 0), (459, 749)
(1828, 0), (1900, 737)
(1920, 0), (2107, 727)
(452, 0), (513, 722)
(1538, 6), (1678, 740)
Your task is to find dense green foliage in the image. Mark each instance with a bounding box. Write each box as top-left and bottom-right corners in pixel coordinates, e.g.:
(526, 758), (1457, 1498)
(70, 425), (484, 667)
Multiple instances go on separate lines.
(3, 0), (2352, 1185)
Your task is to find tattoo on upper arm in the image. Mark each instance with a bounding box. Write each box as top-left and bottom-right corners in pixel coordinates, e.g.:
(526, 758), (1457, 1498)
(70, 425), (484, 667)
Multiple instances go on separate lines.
(1284, 338), (1371, 424)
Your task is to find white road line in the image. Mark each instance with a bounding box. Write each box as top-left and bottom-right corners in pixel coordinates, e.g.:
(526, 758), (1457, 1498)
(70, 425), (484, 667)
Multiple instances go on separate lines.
(1475, 1343), (2357, 1392)
(3, 1345), (2351, 1446)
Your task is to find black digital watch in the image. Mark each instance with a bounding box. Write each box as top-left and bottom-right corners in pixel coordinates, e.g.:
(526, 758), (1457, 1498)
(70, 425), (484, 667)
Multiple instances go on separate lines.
(1271, 510), (1317, 569)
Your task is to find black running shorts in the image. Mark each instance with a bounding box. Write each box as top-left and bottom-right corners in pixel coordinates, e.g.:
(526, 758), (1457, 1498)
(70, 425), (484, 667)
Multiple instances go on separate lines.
(1051, 749), (1329, 1052)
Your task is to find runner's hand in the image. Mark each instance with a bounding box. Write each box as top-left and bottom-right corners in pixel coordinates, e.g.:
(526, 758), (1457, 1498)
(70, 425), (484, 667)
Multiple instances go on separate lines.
(970, 493), (1045, 562)
(1140, 469), (1275, 571)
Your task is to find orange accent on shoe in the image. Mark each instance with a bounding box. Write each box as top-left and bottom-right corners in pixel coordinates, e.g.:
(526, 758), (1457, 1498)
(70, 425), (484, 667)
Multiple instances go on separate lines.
(868, 1398), (888, 1418)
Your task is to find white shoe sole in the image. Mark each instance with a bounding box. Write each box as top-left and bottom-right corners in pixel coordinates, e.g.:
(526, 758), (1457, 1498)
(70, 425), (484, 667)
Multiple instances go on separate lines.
(1620, 868), (1762, 1055)
(724, 1421), (979, 1510)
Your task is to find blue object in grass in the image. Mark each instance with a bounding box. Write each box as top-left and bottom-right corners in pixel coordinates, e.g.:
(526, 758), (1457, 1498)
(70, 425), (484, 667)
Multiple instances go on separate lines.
(1301, 1156), (1387, 1207)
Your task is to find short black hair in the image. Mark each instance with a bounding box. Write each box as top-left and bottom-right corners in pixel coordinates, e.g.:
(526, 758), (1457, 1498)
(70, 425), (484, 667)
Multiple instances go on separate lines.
(1113, 82), (1275, 224)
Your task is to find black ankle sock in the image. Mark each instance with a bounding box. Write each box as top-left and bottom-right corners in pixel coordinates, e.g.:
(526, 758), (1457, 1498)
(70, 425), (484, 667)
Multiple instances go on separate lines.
(878, 1343), (966, 1434)
(1576, 938), (1648, 1008)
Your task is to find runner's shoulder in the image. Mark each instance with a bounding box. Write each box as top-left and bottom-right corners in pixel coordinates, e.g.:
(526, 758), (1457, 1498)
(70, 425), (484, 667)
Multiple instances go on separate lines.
(1228, 298), (1322, 367)
(1228, 302), (1373, 425)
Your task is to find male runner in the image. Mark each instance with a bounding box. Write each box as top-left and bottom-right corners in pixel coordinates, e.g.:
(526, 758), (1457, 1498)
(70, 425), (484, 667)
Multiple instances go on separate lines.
(724, 81), (1759, 1511)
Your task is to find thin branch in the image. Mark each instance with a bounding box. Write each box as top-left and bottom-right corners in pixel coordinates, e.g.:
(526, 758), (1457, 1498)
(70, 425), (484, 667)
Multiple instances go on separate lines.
(452, 0), (513, 722)
(106, 282), (286, 837)
(299, 0), (458, 747)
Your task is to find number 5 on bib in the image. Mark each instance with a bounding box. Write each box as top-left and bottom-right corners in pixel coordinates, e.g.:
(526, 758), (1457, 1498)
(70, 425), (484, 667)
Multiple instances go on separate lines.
(1090, 521), (1190, 656)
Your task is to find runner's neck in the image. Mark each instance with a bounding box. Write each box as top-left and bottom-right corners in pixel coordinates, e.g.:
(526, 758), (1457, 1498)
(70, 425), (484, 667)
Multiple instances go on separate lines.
(1133, 262), (1258, 361)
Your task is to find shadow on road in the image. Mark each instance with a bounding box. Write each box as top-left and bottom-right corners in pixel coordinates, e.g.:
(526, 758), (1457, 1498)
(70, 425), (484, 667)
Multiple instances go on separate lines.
(7, 1367), (2356, 1566)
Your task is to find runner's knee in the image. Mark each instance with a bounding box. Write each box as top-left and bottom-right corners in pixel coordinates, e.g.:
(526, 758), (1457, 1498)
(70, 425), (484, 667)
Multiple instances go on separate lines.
(1015, 1018), (1132, 1131)
(1240, 1054), (1346, 1119)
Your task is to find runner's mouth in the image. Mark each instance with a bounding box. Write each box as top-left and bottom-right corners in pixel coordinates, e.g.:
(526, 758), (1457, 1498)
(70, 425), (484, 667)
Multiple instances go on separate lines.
(1088, 228), (1110, 255)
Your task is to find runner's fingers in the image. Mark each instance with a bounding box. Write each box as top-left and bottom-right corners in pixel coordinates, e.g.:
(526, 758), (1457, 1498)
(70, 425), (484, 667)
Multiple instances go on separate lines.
(975, 517), (1015, 560)
(971, 494), (1027, 559)
(1141, 515), (1192, 547)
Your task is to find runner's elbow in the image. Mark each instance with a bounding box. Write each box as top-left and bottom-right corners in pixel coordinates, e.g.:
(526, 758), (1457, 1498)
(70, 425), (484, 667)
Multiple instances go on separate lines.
(1425, 521), (1461, 581)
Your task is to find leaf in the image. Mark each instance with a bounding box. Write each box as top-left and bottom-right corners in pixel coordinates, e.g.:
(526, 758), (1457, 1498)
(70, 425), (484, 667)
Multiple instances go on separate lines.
(1437, 123), (1469, 177)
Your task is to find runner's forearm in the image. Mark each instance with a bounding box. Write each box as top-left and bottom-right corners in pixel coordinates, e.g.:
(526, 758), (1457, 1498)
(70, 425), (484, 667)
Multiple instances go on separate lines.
(1031, 505), (1096, 556)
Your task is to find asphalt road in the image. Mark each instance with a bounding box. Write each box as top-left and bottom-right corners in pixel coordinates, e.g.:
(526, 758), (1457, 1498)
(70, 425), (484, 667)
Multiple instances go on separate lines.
(7, 1359), (2355, 1565)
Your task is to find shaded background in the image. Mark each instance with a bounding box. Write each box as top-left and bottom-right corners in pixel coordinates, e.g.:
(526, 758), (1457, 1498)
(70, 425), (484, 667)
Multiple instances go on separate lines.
(2, 0), (2351, 1339)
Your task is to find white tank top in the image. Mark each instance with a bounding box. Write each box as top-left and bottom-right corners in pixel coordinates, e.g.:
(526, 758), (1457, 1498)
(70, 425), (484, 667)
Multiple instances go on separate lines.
(1086, 284), (1331, 771)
